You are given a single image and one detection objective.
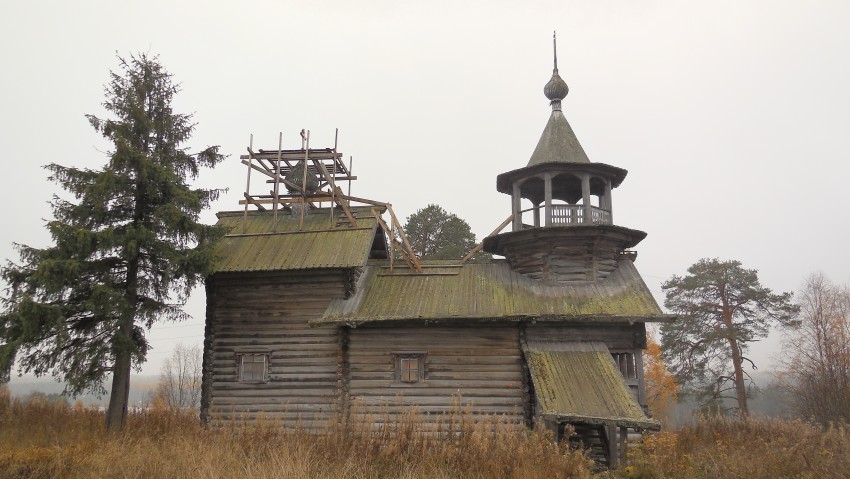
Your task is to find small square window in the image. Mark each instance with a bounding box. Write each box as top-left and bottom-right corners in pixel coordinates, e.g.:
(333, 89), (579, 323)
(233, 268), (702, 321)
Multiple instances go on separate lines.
(239, 353), (268, 383)
(394, 353), (425, 384)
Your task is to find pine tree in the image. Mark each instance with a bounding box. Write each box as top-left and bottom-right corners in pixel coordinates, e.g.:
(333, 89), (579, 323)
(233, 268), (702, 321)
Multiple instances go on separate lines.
(0, 54), (225, 430)
(660, 258), (798, 417)
(403, 204), (480, 260)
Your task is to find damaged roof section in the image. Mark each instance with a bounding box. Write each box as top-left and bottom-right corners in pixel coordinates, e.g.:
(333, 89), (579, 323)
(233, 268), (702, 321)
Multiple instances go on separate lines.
(523, 340), (660, 430)
(211, 208), (382, 273)
(316, 259), (671, 325)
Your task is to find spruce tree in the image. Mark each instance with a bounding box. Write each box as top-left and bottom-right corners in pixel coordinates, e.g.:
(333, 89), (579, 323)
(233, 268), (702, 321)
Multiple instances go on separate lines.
(0, 54), (225, 429)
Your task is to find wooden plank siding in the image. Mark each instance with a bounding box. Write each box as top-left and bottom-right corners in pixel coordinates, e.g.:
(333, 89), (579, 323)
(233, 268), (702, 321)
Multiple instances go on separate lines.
(202, 269), (353, 427)
(346, 325), (525, 423)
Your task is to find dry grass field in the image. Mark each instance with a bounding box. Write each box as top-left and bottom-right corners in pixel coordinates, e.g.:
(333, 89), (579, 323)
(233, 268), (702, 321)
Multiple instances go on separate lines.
(0, 388), (592, 479)
(3, 386), (849, 479)
(616, 416), (850, 479)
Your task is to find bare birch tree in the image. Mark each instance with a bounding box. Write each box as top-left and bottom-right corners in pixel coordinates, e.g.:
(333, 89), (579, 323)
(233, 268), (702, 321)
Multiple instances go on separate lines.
(155, 343), (202, 410)
(781, 273), (850, 424)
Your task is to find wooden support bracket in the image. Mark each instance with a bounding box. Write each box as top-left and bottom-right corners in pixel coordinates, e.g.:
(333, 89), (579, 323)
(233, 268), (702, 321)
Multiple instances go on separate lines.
(458, 214), (513, 265)
(386, 204), (422, 273)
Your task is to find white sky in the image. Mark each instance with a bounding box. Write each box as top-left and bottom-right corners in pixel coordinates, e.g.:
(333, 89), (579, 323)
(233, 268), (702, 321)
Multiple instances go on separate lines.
(1, 0), (849, 379)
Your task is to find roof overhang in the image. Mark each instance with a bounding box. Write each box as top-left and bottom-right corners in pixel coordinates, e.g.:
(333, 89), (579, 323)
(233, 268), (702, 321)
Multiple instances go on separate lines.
(312, 314), (677, 328)
(210, 208), (383, 273)
(496, 162), (628, 196)
(483, 224), (647, 258)
(523, 340), (660, 431)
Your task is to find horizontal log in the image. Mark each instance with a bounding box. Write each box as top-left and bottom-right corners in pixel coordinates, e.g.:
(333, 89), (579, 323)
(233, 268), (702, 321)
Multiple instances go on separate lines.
(209, 386), (337, 397)
(349, 389), (522, 400)
(350, 372), (520, 382)
(350, 380), (521, 389)
(346, 356), (521, 366)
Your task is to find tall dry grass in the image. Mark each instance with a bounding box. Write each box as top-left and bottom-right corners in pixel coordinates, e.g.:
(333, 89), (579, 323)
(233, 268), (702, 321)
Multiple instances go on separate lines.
(618, 416), (850, 479)
(0, 388), (593, 479)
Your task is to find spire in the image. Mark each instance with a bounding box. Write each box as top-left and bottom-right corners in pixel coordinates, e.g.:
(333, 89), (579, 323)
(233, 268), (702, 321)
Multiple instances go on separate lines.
(527, 32), (590, 166)
(543, 31), (569, 111)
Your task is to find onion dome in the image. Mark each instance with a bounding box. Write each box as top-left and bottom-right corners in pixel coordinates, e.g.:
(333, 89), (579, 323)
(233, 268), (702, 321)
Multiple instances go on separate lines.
(544, 32), (568, 110)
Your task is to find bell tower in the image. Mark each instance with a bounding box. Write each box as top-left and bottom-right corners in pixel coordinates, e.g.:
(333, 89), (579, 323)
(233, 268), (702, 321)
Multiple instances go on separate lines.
(483, 34), (647, 283)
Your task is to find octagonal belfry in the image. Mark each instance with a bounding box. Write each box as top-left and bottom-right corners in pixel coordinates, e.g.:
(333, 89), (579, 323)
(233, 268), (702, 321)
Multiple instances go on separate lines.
(483, 36), (646, 283)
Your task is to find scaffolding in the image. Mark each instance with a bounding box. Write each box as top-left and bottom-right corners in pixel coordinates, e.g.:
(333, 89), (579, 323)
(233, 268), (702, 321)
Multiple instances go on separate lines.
(238, 129), (422, 273)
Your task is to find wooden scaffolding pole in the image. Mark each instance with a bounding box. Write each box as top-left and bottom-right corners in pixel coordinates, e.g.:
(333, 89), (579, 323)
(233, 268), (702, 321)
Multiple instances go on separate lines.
(273, 132), (282, 231)
(300, 130), (309, 230)
(242, 134), (254, 234)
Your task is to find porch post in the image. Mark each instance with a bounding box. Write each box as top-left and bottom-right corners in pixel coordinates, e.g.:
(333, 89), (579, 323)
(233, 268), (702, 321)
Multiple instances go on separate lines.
(607, 425), (619, 468)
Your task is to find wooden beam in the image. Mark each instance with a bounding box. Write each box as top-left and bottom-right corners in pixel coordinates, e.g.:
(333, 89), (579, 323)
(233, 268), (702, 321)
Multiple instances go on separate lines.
(341, 195), (387, 208)
(243, 192), (266, 211)
(239, 151), (342, 161)
(371, 208), (393, 272)
(312, 158), (357, 227)
(386, 204), (422, 273)
(224, 226), (373, 238)
(607, 425), (618, 468)
(242, 136), (254, 233)
(458, 214), (513, 265)
(273, 132), (282, 230)
(392, 239), (415, 270)
(239, 196), (334, 205)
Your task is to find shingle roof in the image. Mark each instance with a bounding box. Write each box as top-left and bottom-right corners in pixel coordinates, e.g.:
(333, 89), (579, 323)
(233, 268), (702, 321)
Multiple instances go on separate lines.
(211, 209), (380, 273)
(315, 259), (670, 325)
(527, 109), (591, 167)
(523, 340), (659, 430)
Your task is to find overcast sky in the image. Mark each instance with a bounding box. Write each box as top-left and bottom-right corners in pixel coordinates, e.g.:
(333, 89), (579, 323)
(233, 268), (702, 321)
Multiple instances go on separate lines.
(2, 0), (849, 380)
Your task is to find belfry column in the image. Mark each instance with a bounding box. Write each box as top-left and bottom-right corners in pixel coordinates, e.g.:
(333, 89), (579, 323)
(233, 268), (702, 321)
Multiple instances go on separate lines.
(581, 174), (591, 224)
(512, 182), (522, 231)
(544, 172), (553, 226)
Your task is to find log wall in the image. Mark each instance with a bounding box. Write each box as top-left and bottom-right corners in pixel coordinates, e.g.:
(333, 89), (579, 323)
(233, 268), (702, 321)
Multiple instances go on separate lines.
(202, 269), (351, 427)
(346, 324), (525, 423)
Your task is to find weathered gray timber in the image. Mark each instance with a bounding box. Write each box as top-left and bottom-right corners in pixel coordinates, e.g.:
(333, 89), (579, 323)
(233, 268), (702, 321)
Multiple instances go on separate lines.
(202, 269), (352, 426)
(203, 37), (674, 469)
(346, 324), (524, 422)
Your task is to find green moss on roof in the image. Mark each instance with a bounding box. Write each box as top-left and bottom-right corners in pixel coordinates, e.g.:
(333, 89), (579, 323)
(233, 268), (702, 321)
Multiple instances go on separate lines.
(315, 259), (668, 325)
(211, 209), (380, 273)
(524, 340), (659, 430)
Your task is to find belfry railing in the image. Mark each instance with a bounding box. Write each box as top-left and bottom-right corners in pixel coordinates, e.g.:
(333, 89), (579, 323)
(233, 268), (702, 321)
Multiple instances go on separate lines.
(520, 204), (611, 228)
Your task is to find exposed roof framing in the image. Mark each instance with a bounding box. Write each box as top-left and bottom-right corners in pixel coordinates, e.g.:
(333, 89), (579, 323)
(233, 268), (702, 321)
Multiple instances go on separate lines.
(236, 130), (422, 272)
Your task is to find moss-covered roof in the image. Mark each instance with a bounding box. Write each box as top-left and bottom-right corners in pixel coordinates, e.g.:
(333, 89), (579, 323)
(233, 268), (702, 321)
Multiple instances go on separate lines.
(528, 109), (591, 166)
(524, 340), (659, 430)
(211, 209), (380, 273)
(314, 258), (670, 325)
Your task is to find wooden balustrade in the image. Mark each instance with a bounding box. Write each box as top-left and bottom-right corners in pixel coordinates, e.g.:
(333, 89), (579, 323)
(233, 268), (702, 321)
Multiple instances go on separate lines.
(520, 204), (611, 227)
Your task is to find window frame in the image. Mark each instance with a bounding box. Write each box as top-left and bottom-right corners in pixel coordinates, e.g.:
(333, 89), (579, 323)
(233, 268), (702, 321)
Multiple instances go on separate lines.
(392, 352), (427, 384)
(237, 352), (270, 384)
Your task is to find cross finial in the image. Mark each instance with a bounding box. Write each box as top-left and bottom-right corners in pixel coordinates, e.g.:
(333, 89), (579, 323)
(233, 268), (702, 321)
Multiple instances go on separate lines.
(543, 31), (569, 110)
(553, 31), (558, 72)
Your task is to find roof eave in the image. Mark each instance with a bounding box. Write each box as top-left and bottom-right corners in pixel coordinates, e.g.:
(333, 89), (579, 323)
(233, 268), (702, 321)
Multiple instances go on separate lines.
(310, 314), (677, 327)
(539, 413), (661, 431)
(496, 162), (628, 195)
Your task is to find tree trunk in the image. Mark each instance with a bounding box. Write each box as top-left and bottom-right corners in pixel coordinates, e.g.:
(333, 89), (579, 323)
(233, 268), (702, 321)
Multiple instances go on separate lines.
(721, 298), (749, 418)
(105, 313), (134, 430)
(106, 192), (142, 430)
